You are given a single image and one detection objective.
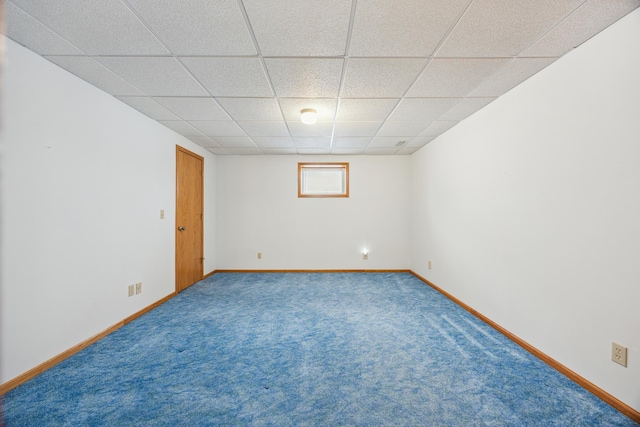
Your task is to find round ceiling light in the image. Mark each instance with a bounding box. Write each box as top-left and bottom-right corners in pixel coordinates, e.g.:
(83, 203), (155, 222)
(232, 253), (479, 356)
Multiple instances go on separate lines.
(300, 108), (317, 125)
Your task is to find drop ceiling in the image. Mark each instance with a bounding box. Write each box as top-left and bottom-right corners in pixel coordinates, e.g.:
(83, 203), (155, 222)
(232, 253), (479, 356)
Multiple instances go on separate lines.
(4, 0), (638, 155)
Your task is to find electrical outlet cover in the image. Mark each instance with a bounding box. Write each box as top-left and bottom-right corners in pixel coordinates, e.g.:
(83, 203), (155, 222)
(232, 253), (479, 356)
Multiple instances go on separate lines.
(612, 342), (627, 367)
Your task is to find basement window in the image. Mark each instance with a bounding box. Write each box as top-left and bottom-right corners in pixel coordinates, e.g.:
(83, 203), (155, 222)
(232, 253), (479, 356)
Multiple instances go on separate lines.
(298, 162), (349, 198)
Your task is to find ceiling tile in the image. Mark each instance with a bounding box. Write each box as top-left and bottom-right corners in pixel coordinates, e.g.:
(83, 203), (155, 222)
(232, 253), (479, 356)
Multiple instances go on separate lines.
(211, 137), (258, 148)
(407, 59), (510, 98)
(153, 97), (230, 121)
(263, 148), (298, 155)
(334, 122), (382, 138)
(470, 58), (557, 97)
(387, 98), (460, 122)
(396, 146), (421, 155)
(207, 147), (231, 155)
(238, 121), (290, 137)
(216, 98), (284, 121)
(407, 136), (435, 147)
(369, 137), (410, 148)
(10, 0), (170, 55)
(521, 0), (640, 57)
(226, 147), (264, 155)
(437, 0), (584, 57)
(252, 137), (295, 148)
(332, 137), (372, 148)
(96, 57), (208, 96)
(342, 59), (427, 98)
(365, 147), (400, 155)
(330, 148), (366, 155)
(376, 121), (428, 137)
(278, 98), (337, 122)
(293, 137), (332, 149)
(265, 58), (343, 97)
(349, 0), (470, 56)
(419, 121), (458, 136)
(242, 0), (352, 56)
(297, 148), (332, 155)
(186, 136), (220, 148)
(336, 99), (400, 122)
(181, 57), (273, 97)
(189, 121), (247, 137)
(288, 122), (334, 138)
(5, 2), (85, 55)
(124, 0), (256, 55)
(158, 120), (205, 136)
(439, 97), (495, 121)
(116, 97), (181, 120)
(44, 56), (144, 96)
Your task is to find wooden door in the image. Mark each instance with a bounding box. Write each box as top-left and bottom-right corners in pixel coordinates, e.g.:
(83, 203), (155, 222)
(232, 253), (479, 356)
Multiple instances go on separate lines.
(176, 146), (204, 292)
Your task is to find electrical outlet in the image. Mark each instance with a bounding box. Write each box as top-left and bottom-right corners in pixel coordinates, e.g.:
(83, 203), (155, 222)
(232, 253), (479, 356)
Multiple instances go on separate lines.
(612, 342), (627, 367)
(257, 252), (262, 259)
(428, 260), (432, 270)
(135, 282), (142, 295)
(363, 253), (368, 260)
(160, 209), (165, 219)
(128, 285), (135, 297)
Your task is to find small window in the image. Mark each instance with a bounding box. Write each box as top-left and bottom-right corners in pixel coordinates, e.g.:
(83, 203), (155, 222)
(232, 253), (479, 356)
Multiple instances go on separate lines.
(298, 162), (349, 198)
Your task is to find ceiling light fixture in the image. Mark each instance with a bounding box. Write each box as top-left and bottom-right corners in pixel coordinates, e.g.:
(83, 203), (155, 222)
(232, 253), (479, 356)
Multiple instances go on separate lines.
(300, 108), (317, 125)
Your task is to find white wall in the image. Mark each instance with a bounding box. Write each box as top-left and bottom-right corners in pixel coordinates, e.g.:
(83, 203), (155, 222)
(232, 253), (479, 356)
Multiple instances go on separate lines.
(0, 37), (216, 384)
(216, 155), (410, 270)
(410, 10), (640, 411)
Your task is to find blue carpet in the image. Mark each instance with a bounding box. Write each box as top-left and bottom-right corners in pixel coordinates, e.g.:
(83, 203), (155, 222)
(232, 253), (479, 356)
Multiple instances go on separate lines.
(3, 273), (638, 426)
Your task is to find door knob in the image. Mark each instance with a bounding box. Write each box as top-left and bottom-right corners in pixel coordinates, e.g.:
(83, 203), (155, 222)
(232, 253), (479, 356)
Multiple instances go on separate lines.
(178, 226), (186, 231)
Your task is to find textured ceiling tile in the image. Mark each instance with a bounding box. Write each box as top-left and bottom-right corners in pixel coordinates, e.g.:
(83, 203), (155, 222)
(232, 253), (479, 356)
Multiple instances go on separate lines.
(341, 59), (427, 98)
(376, 121), (428, 137)
(243, 0), (351, 56)
(5, 3), (85, 55)
(331, 148), (366, 155)
(332, 137), (372, 148)
(369, 137), (410, 148)
(265, 58), (343, 97)
(238, 121), (290, 137)
(278, 98), (337, 122)
(287, 122), (334, 138)
(396, 146), (421, 155)
(439, 97), (495, 121)
(158, 120), (205, 136)
(181, 57), (273, 97)
(188, 121), (247, 137)
(207, 147), (231, 155)
(225, 147), (264, 154)
(186, 136), (220, 148)
(211, 137), (257, 148)
(252, 137), (295, 148)
(125, 0), (256, 55)
(293, 137), (332, 149)
(116, 96), (181, 120)
(407, 59), (510, 97)
(153, 97), (230, 121)
(45, 56), (144, 96)
(349, 0), (470, 56)
(336, 99), (400, 121)
(297, 148), (332, 154)
(365, 147), (400, 155)
(10, 0), (170, 55)
(333, 122), (382, 138)
(470, 58), (558, 97)
(521, 0), (640, 57)
(437, 0), (584, 57)
(387, 98), (460, 122)
(216, 98), (284, 121)
(419, 120), (458, 136)
(263, 148), (298, 154)
(96, 57), (208, 96)
(407, 136), (435, 147)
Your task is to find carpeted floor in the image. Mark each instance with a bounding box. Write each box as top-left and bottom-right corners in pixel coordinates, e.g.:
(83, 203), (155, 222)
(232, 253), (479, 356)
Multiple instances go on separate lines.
(3, 272), (638, 426)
